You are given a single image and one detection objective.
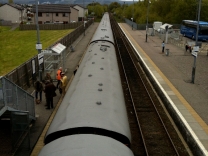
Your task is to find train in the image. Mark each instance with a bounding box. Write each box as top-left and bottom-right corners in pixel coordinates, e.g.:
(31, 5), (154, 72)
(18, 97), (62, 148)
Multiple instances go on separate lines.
(38, 12), (134, 156)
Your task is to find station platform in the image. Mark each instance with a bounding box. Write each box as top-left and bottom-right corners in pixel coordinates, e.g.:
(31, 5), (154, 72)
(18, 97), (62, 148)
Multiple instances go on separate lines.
(119, 23), (208, 155)
(14, 22), (208, 155)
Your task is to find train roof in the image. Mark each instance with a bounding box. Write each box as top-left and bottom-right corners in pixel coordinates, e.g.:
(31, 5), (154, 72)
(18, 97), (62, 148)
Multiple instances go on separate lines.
(39, 134), (134, 156)
(46, 41), (130, 140)
(90, 13), (114, 44)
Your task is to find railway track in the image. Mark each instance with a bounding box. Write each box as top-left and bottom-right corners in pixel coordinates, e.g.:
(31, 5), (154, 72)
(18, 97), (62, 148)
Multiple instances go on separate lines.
(110, 15), (191, 156)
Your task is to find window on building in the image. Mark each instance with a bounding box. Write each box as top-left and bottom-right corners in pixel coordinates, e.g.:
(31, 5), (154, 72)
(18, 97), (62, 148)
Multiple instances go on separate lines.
(63, 13), (68, 17)
(56, 13), (59, 16)
(46, 13), (49, 17)
(38, 12), (42, 17)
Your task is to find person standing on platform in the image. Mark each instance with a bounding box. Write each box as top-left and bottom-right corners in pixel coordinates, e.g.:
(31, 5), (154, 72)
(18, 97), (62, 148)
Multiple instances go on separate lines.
(44, 72), (53, 84)
(56, 67), (62, 89)
(161, 41), (165, 53)
(44, 80), (56, 110)
(34, 80), (43, 104)
(60, 73), (68, 95)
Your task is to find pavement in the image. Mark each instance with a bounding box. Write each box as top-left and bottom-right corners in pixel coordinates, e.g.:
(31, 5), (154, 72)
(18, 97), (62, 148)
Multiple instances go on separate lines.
(119, 23), (208, 125)
(14, 22), (99, 156)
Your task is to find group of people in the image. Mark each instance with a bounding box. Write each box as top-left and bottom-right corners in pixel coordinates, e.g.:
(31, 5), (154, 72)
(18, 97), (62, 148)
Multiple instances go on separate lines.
(34, 67), (67, 110)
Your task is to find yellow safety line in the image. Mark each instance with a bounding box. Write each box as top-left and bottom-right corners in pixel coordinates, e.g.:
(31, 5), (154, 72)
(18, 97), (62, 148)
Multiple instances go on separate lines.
(119, 24), (208, 133)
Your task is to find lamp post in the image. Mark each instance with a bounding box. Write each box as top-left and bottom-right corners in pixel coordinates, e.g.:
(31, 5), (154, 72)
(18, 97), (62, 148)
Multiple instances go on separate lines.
(83, 0), (85, 36)
(132, 0), (134, 30)
(146, 0), (150, 42)
(123, 2), (125, 20)
(191, 0), (201, 84)
(35, 0), (42, 81)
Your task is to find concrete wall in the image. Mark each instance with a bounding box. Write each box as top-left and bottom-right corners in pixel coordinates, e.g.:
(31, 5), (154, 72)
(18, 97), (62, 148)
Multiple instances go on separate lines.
(70, 7), (79, 22)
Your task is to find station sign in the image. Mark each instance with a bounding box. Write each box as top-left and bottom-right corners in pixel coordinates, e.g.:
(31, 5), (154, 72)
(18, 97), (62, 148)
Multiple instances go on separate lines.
(41, 50), (52, 54)
(191, 46), (199, 57)
(38, 53), (44, 65)
(36, 43), (42, 50)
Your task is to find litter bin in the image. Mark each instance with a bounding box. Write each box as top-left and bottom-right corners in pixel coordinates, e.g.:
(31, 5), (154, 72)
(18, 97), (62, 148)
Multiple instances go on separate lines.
(166, 49), (169, 56)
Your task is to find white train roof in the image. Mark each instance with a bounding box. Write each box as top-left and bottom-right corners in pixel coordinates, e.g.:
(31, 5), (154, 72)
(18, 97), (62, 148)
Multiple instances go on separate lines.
(90, 13), (114, 44)
(39, 134), (134, 156)
(46, 41), (131, 139)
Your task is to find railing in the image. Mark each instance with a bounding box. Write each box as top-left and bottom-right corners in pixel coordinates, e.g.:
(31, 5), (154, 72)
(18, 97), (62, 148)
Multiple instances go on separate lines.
(19, 22), (83, 30)
(0, 76), (35, 120)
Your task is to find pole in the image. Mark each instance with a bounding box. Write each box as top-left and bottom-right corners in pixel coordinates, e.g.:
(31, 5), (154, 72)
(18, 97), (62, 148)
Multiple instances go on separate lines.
(83, 0), (85, 36)
(146, 0), (150, 42)
(191, 0), (201, 84)
(132, 0), (134, 30)
(93, 1), (94, 24)
(35, 0), (42, 81)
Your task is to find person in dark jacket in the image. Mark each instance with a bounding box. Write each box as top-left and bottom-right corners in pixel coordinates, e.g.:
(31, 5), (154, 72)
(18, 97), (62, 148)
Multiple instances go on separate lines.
(44, 72), (53, 84)
(34, 80), (44, 104)
(44, 80), (56, 109)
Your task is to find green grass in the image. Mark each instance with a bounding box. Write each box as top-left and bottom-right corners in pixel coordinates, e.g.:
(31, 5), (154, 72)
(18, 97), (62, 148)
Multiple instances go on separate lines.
(0, 26), (73, 76)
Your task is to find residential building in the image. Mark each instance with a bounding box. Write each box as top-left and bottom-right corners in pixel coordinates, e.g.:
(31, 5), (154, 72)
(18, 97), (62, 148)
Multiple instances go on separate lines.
(70, 6), (79, 22)
(72, 4), (88, 21)
(0, 3), (26, 23)
(31, 4), (72, 24)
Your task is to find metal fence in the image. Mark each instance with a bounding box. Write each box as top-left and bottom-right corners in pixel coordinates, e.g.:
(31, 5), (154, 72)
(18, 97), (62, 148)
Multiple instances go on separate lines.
(0, 77), (35, 120)
(19, 22), (83, 30)
(0, 20), (12, 26)
(124, 18), (181, 30)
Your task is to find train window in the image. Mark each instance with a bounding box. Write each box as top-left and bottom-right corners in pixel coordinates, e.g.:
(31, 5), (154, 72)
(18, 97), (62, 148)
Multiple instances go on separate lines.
(98, 83), (103, 86)
(98, 88), (102, 91)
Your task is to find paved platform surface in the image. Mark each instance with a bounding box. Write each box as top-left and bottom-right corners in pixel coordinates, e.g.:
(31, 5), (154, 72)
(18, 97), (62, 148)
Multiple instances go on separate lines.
(14, 22), (99, 156)
(119, 23), (208, 155)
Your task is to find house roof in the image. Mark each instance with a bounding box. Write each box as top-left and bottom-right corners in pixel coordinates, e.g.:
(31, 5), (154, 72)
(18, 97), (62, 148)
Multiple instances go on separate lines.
(32, 4), (71, 13)
(71, 4), (87, 9)
(0, 3), (24, 10)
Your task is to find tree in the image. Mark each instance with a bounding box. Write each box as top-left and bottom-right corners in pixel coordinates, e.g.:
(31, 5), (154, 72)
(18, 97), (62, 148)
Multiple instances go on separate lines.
(108, 2), (121, 13)
(8, 0), (13, 4)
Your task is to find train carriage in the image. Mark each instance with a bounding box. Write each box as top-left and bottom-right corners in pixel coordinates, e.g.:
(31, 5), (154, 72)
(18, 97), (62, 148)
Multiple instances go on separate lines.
(39, 12), (133, 156)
